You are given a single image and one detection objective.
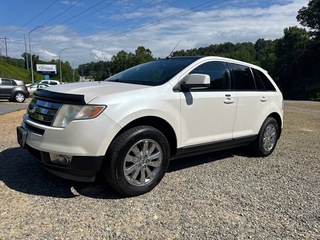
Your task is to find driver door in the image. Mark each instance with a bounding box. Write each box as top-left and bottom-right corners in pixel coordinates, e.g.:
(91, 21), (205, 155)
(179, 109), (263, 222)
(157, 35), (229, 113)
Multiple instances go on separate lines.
(180, 61), (237, 147)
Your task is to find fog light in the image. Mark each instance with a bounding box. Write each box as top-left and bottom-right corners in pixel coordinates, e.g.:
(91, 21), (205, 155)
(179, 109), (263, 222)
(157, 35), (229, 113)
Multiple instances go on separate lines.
(49, 153), (72, 166)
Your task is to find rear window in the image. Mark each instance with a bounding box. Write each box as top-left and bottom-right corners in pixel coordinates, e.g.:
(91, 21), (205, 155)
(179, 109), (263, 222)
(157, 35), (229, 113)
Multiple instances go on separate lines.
(1, 79), (16, 86)
(230, 63), (256, 91)
(254, 69), (276, 91)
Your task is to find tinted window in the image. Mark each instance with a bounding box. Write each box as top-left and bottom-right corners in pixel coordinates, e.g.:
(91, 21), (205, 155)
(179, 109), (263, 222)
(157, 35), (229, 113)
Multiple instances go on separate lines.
(252, 69), (265, 91)
(190, 61), (230, 90)
(230, 63), (256, 91)
(1, 79), (15, 86)
(254, 69), (276, 91)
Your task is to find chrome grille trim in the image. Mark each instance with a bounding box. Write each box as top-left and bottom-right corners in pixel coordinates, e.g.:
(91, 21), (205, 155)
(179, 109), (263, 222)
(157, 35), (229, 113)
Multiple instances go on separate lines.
(27, 98), (63, 126)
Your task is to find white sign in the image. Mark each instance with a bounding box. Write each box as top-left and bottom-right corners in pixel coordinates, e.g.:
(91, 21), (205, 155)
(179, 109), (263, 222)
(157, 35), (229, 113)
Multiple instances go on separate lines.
(36, 64), (57, 74)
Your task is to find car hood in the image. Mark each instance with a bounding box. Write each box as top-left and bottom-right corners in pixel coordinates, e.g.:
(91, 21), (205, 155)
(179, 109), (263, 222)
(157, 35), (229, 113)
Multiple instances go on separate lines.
(45, 81), (151, 103)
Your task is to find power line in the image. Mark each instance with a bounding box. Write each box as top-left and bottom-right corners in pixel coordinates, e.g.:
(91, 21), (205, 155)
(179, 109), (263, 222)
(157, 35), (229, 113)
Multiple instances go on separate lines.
(34, 0), (113, 38)
(8, 0), (230, 60)
(6, 0), (58, 37)
(41, 0), (83, 26)
(72, 0), (225, 42)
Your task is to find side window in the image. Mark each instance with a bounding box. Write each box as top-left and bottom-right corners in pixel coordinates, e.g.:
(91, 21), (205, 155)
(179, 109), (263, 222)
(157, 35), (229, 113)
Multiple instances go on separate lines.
(230, 63), (256, 91)
(252, 69), (265, 91)
(2, 79), (14, 86)
(50, 82), (58, 85)
(255, 69), (276, 91)
(190, 61), (230, 91)
(42, 81), (49, 84)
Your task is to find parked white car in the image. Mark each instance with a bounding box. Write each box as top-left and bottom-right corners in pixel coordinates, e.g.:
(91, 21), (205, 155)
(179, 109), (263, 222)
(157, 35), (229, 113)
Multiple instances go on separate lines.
(37, 80), (61, 85)
(27, 83), (50, 96)
(17, 56), (283, 196)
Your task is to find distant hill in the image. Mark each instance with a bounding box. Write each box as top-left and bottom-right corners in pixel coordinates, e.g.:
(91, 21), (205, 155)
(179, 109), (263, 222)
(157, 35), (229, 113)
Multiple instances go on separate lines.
(0, 60), (42, 84)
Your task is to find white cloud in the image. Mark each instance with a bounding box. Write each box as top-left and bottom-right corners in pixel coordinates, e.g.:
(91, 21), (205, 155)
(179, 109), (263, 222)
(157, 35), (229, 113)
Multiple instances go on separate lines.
(38, 50), (57, 61)
(5, 0), (309, 66)
(91, 49), (113, 61)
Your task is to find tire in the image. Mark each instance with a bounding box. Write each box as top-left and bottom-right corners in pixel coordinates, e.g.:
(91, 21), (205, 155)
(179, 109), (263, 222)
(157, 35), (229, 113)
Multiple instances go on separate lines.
(13, 92), (26, 103)
(254, 117), (279, 157)
(103, 126), (170, 197)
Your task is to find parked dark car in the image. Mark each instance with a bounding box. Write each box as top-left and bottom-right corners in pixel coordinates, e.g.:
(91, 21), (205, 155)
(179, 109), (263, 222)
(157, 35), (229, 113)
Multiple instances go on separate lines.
(0, 78), (30, 102)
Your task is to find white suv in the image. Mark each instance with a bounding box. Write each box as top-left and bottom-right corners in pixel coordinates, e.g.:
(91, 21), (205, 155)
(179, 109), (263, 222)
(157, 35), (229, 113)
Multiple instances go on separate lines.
(38, 80), (61, 85)
(17, 56), (283, 196)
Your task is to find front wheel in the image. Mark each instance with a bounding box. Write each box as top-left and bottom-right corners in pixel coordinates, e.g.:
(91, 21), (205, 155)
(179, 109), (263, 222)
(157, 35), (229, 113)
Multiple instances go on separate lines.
(103, 126), (170, 197)
(254, 117), (279, 157)
(13, 92), (26, 103)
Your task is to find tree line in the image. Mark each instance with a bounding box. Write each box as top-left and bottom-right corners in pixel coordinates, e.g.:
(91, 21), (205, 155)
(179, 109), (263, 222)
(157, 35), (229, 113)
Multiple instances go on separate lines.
(79, 1), (320, 100)
(1, 0), (319, 100)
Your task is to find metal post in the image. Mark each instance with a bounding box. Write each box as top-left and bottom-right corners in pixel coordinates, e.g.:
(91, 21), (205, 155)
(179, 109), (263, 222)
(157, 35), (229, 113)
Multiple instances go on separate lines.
(28, 26), (44, 84)
(24, 35), (29, 70)
(71, 58), (79, 82)
(59, 48), (69, 82)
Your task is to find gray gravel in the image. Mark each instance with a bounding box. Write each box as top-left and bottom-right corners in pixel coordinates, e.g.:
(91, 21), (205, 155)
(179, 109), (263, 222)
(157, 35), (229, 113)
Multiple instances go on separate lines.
(0, 101), (319, 239)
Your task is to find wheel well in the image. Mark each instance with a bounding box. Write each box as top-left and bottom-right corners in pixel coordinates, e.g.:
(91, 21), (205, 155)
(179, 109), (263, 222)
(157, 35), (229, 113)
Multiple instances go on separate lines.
(268, 112), (282, 138)
(115, 116), (177, 156)
(13, 91), (25, 98)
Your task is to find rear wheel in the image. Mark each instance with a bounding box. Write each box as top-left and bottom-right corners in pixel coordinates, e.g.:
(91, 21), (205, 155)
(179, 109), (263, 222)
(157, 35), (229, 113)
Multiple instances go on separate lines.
(13, 92), (26, 103)
(103, 126), (170, 197)
(254, 117), (279, 157)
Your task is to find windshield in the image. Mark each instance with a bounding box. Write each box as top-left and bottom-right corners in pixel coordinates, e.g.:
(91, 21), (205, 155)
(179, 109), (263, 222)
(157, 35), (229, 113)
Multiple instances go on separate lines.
(106, 57), (201, 86)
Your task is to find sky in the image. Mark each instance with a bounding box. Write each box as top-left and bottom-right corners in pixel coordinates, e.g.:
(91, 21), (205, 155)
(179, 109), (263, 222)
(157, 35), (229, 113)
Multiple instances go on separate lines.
(0, 0), (309, 67)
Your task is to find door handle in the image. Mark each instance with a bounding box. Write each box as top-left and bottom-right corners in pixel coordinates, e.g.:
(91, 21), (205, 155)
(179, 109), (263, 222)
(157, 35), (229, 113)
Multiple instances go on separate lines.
(260, 96), (268, 102)
(224, 94), (234, 104)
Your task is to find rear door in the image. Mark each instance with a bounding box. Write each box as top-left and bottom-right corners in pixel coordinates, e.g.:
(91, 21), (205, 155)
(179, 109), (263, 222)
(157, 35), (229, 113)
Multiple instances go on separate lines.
(229, 63), (271, 138)
(0, 78), (15, 97)
(180, 61), (237, 147)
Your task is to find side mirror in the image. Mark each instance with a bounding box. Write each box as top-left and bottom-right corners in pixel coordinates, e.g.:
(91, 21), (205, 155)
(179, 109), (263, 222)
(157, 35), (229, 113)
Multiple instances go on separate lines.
(180, 73), (211, 91)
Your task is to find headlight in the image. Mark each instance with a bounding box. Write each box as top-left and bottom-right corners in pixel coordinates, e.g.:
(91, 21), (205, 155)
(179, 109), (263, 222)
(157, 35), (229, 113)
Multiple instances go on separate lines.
(52, 104), (106, 127)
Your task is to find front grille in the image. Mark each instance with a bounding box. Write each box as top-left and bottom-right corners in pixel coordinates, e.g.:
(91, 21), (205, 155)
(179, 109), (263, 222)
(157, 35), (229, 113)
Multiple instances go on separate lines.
(27, 98), (63, 126)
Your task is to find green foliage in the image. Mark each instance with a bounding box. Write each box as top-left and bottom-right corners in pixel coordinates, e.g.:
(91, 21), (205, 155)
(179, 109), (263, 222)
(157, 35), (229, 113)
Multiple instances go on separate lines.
(79, 46), (155, 80)
(19, 53), (76, 82)
(2, 2), (320, 100)
(0, 58), (42, 84)
(297, 0), (320, 40)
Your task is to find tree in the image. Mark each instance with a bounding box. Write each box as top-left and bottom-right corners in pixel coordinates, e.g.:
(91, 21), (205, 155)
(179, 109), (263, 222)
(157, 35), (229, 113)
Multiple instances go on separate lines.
(274, 27), (311, 99)
(110, 50), (130, 73)
(297, 0), (320, 40)
(134, 46), (154, 65)
(254, 39), (277, 77)
(297, 1), (320, 100)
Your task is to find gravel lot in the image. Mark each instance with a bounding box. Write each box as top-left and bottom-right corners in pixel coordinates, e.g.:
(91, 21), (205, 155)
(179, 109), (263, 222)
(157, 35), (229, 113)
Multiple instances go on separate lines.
(0, 101), (319, 239)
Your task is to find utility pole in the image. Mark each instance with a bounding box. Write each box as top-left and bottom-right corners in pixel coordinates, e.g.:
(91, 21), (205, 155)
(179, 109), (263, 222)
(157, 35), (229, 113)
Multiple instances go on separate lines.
(0, 37), (8, 58)
(28, 26), (45, 84)
(24, 35), (29, 70)
(59, 48), (69, 82)
(4, 37), (7, 57)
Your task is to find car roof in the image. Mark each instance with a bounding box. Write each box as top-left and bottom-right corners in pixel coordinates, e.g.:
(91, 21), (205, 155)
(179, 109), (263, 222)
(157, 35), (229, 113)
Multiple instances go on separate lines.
(0, 78), (25, 85)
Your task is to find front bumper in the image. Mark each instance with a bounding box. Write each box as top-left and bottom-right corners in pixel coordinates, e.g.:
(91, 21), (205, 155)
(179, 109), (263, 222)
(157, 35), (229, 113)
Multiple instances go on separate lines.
(18, 126), (104, 182)
(17, 112), (121, 182)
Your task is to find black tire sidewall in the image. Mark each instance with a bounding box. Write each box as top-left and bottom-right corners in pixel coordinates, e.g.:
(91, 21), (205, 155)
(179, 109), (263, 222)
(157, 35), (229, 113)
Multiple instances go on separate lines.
(14, 92), (25, 103)
(105, 126), (170, 196)
(257, 117), (279, 157)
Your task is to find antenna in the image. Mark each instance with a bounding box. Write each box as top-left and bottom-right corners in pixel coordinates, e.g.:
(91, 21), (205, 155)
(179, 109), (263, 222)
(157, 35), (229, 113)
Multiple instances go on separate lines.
(166, 42), (180, 59)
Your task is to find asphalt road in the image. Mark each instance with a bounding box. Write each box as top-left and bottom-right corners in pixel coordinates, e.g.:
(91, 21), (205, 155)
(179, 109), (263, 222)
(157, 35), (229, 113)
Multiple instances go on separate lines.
(0, 98), (31, 115)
